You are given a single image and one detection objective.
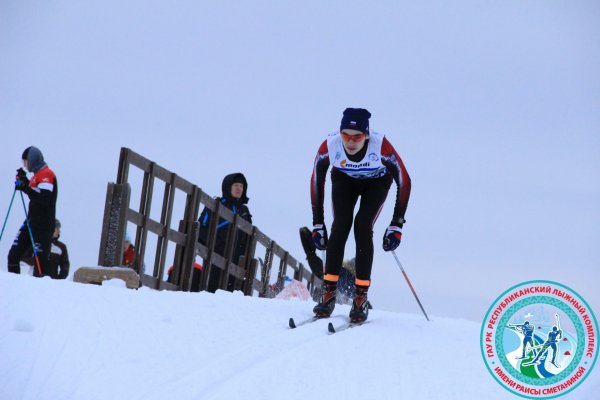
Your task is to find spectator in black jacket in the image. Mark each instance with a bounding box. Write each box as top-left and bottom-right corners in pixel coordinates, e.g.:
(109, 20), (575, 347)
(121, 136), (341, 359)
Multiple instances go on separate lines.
(8, 146), (58, 277)
(22, 219), (70, 279)
(51, 219), (70, 279)
(198, 173), (252, 293)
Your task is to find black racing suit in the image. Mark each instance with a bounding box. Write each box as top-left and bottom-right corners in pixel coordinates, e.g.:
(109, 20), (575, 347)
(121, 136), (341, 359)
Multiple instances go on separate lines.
(311, 133), (411, 283)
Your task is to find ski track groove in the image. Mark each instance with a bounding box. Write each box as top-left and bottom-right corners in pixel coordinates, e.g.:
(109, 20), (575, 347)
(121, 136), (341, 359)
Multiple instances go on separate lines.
(146, 316), (343, 400)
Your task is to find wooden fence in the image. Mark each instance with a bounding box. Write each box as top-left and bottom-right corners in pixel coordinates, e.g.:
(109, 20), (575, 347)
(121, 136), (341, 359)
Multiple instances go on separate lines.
(98, 147), (321, 297)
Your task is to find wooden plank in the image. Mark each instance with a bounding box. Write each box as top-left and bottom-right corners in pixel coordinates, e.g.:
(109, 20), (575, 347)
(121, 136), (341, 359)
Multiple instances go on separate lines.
(218, 213), (238, 290)
(198, 200), (221, 291)
(116, 147), (131, 185)
(172, 175), (195, 195)
(135, 162), (155, 278)
(253, 228), (271, 247)
(154, 172), (176, 287)
(97, 183), (115, 266)
(127, 151), (153, 173)
(166, 229), (186, 246)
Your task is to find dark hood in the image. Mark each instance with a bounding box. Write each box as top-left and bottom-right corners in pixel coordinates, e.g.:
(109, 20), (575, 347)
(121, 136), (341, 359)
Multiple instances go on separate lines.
(24, 146), (47, 174)
(221, 173), (249, 204)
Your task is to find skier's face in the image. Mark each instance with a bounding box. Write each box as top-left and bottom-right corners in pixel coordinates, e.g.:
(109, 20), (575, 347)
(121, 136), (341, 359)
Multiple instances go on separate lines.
(341, 129), (367, 155)
(22, 159), (29, 172)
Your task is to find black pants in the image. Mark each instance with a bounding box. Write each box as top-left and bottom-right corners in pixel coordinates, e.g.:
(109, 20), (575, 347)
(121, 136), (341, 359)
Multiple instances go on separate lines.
(7, 223), (53, 277)
(206, 266), (237, 293)
(325, 170), (392, 282)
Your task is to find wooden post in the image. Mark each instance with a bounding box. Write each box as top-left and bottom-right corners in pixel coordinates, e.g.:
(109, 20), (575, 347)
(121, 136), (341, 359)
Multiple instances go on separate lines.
(219, 213), (238, 291)
(260, 242), (275, 297)
(98, 183), (130, 267)
(198, 200), (221, 291)
(244, 258), (258, 296)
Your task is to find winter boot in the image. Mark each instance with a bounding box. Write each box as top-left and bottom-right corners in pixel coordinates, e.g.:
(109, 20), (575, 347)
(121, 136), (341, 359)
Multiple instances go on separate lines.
(349, 285), (370, 323)
(313, 279), (337, 318)
(299, 227), (324, 279)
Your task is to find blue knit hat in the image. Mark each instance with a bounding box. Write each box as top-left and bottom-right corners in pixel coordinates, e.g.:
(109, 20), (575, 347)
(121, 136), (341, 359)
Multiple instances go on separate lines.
(340, 108), (371, 133)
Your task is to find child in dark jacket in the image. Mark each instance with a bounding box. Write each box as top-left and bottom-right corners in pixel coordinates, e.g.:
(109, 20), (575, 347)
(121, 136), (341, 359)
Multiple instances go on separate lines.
(198, 173), (252, 293)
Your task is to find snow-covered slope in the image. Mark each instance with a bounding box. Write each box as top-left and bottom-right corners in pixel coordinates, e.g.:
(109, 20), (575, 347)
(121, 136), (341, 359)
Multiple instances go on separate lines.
(1, 272), (597, 400)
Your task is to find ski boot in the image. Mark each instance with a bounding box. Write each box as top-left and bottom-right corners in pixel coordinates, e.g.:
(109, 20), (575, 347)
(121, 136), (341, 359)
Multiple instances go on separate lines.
(349, 285), (370, 323)
(313, 279), (337, 318)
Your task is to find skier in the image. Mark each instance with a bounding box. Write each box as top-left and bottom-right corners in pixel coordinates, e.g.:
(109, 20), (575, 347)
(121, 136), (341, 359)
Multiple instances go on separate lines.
(528, 326), (563, 367)
(508, 321), (537, 359)
(310, 108), (411, 323)
(8, 146), (58, 277)
(198, 173), (252, 292)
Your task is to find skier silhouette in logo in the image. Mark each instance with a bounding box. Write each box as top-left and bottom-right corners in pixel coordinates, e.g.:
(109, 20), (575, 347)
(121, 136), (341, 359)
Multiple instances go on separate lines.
(508, 321), (537, 359)
(527, 326), (563, 368)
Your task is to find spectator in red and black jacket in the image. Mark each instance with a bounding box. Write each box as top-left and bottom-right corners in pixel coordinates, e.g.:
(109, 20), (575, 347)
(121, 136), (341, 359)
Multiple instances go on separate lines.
(122, 232), (135, 268)
(9, 146), (58, 277)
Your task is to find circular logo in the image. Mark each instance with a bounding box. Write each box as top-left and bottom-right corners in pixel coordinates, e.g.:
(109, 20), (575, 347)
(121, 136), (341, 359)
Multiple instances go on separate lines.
(480, 280), (598, 399)
(368, 152), (379, 161)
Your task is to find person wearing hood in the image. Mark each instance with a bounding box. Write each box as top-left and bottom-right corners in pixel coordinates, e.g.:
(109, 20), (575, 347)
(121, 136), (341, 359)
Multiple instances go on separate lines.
(9, 146), (58, 277)
(51, 219), (70, 279)
(198, 173), (252, 293)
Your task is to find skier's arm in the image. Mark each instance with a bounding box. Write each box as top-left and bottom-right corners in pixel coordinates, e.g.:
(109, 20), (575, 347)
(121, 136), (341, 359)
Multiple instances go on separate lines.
(310, 140), (330, 226)
(381, 137), (411, 226)
(21, 184), (55, 204)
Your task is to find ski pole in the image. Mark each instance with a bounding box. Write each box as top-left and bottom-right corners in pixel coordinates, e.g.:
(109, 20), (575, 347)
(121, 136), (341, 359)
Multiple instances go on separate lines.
(0, 189), (17, 243)
(391, 250), (430, 321)
(19, 191), (42, 276)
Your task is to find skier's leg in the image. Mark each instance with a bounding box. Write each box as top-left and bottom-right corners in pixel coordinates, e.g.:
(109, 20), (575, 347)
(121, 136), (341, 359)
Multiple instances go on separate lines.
(314, 173), (358, 318)
(550, 343), (558, 363)
(325, 172), (359, 278)
(7, 224), (30, 274)
(352, 174), (391, 282)
(524, 337), (534, 357)
(349, 175), (391, 323)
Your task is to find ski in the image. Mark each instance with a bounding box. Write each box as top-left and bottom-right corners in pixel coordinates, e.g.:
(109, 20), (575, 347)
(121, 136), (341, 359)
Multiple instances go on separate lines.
(289, 316), (320, 329)
(327, 320), (368, 334)
(289, 315), (344, 329)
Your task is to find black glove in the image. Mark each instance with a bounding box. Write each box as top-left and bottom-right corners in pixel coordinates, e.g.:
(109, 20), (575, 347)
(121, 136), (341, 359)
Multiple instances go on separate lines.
(311, 224), (328, 250)
(382, 225), (402, 252)
(15, 168), (29, 191)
